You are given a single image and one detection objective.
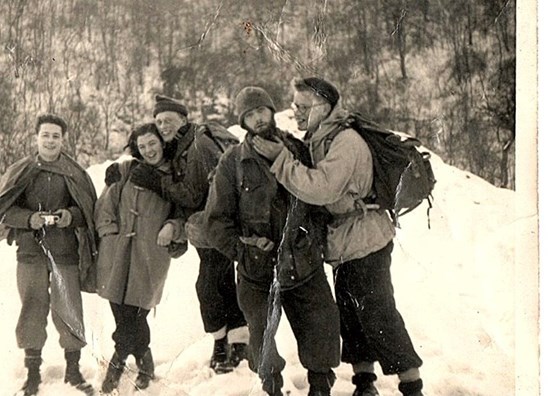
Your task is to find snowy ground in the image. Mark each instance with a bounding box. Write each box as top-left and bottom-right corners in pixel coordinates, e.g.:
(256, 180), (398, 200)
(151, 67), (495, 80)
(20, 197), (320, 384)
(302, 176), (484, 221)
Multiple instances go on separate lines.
(0, 114), (523, 395)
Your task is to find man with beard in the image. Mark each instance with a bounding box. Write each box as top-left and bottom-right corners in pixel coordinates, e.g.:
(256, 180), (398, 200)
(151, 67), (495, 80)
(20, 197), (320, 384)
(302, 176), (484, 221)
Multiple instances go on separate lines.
(203, 87), (340, 396)
(253, 77), (425, 396)
(105, 95), (248, 374)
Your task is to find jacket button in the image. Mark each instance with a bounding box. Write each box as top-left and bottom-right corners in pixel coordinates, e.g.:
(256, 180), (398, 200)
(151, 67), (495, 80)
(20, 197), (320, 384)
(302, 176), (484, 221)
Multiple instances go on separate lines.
(290, 275), (295, 280)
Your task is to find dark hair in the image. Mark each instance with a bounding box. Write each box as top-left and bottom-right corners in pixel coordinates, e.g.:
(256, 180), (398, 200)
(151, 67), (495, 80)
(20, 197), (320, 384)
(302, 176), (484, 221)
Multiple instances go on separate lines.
(291, 77), (340, 108)
(126, 123), (163, 159)
(35, 113), (68, 135)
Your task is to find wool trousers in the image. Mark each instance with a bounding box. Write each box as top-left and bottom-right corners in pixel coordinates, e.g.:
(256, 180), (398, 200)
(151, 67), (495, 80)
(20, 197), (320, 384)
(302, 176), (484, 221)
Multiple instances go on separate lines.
(16, 259), (86, 351)
(334, 241), (423, 375)
(195, 247), (247, 335)
(109, 302), (151, 360)
(237, 269), (340, 382)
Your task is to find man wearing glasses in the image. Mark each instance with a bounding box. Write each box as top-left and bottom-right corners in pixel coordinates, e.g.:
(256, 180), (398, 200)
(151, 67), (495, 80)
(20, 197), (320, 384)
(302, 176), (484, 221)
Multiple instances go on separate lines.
(253, 77), (425, 396)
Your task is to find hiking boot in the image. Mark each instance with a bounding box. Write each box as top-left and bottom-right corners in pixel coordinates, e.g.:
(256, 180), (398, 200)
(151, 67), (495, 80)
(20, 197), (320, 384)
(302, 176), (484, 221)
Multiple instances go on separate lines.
(352, 373), (379, 396)
(64, 350), (94, 395)
(308, 390), (331, 396)
(228, 342), (247, 367)
(307, 370), (335, 396)
(262, 372), (283, 396)
(101, 352), (126, 393)
(21, 349), (42, 396)
(210, 337), (234, 374)
(398, 379), (424, 396)
(135, 348), (155, 390)
(21, 372), (41, 396)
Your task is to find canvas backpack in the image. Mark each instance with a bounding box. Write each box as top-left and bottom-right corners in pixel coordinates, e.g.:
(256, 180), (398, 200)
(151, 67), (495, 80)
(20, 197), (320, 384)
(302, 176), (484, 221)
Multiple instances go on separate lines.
(325, 112), (436, 227)
(183, 122), (240, 249)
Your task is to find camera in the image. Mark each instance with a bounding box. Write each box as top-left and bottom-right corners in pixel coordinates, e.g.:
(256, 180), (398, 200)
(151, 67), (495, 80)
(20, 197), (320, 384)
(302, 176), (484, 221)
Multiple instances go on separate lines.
(40, 214), (60, 226)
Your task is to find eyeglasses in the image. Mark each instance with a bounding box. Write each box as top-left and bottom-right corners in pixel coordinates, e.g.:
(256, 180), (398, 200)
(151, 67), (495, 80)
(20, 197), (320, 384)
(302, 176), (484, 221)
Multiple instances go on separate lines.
(290, 102), (326, 114)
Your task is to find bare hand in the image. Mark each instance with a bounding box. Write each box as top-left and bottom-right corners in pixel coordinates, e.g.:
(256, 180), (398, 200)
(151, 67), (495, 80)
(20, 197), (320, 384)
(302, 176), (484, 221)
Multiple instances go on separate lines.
(239, 235), (275, 252)
(157, 223), (175, 246)
(252, 136), (284, 162)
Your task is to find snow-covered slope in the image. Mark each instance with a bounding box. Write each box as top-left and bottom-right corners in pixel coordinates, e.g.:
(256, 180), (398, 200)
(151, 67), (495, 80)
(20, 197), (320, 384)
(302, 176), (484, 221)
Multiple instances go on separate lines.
(0, 118), (516, 395)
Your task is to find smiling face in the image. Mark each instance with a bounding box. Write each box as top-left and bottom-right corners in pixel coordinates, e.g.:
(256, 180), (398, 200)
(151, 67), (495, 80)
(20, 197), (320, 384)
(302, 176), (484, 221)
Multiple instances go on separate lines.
(36, 123), (64, 162)
(155, 111), (186, 142)
(291, 90), (330, 133)
(137, 132), (164, 166)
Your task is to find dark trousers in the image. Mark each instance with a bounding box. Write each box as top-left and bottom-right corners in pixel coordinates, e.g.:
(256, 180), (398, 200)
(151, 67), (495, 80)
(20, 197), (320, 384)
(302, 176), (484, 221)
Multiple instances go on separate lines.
(237, 270), (340, 381)
(334, 241), (423, 375)
(110, 302), (150, 360)
(195, 247), (247, 334)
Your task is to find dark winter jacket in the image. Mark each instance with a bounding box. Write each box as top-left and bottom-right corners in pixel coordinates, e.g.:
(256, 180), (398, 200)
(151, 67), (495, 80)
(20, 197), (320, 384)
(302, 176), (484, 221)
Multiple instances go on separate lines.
(0, 153), (98, 292)
(161, 122), (239, 219)
(95, 160), (186, 310)
(204, 131), (327, 291)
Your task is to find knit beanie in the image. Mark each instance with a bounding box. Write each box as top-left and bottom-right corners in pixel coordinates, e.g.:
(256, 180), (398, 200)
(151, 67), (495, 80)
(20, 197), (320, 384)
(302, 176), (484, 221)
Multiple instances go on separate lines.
(301, 77), (340, 108)
(153, 94), (188, 118)
(234, 87), (276, 127)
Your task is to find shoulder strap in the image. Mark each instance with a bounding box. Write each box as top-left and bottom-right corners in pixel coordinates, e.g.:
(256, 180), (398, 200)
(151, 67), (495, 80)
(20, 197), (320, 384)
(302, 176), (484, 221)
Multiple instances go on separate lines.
(323, 127), (345, 156)
(198, 122), (239, 154)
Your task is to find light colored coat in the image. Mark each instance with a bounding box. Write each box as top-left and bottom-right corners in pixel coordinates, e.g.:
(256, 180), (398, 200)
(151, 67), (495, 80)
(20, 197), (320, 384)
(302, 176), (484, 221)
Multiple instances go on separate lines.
(270, 107), (395, 266)
(95, 160), (182, 310)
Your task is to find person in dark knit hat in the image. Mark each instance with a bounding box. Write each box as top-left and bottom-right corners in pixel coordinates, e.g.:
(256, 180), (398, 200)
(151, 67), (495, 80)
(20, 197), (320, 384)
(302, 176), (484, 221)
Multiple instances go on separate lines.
(105, 93), (247, 375)
(253, 77), (425, 396)
(203, 86), (340, 396)
(152, 94), (189, 118)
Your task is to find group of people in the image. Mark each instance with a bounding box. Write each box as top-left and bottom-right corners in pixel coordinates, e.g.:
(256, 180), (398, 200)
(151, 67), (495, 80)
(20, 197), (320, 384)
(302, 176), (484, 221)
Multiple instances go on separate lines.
(0, 77), (425, 396)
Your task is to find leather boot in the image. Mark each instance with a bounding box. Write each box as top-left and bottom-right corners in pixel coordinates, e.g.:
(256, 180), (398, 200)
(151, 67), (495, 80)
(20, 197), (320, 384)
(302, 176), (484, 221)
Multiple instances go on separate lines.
(398, 379), (424, 396)
(308, 370), (336, 396)
(101, 351), (126, 393)
(64, 350), (94, 395)
(21, 349), (42, 396)
(135, 348), (155, 390)
(262, 371), (283, 396)
(229, 342), (248, 367)
(352, 372), (380, 396)
(210, 337), (234, 374)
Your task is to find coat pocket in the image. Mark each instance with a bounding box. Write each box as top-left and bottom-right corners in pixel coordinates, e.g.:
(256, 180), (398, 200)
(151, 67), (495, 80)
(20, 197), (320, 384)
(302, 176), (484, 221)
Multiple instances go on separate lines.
(238, 244), (275, 285)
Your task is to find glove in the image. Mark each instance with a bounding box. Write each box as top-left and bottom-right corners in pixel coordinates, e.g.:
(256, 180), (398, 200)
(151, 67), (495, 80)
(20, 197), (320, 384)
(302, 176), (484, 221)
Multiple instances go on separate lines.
(168, 241), (188, 259)
(129, 163), (163, 196)
(239, 235), (275, 252)
(53, 209), (72, 228)
(29, 212), (45, 230)
(104, 163), (122, 186)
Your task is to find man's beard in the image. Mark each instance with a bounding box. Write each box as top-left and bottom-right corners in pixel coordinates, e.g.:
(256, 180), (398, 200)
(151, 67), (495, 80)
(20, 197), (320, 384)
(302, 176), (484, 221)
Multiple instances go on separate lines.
(247, 120), (277, 141)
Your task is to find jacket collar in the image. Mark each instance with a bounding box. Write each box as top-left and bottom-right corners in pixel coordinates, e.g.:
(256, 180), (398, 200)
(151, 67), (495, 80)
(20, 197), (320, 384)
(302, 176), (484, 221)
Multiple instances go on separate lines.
(33, 152), (78, 178)
(305, 105), (349, 144)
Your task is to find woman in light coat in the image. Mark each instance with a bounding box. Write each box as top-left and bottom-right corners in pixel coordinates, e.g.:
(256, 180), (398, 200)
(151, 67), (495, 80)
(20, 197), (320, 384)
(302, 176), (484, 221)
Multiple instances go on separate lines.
(94, 123), (186, 393)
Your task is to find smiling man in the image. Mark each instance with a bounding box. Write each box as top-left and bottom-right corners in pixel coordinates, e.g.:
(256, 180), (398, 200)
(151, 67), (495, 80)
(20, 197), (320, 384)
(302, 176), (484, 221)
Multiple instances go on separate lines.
(253, 77), (425, 396)
(0, 113), (97, 396)
(111, 95), (248, 374)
